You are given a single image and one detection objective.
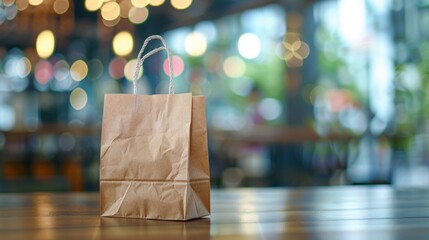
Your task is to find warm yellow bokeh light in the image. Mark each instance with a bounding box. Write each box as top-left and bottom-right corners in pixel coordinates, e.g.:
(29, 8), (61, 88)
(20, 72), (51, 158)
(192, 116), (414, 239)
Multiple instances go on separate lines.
(223, 56), (246, 78)
(283, 40), (310, 61)
(149, 0), (165, 6)
(29, 0), (43, 6)
(85, 0), (103, 11)
(128, 6), (149, 24)
(70, 60), (88, 81)
(70, 88), (88, 110)
(124, 59), (143, 81)
(131, 0), (149, 8)
(53, 0), (69, 14)
(184, 32), (207, 57)
(101, 1), (120, 21)
(112, 31), (134, 56)
(170, 0), (192, 10)
(36, 30), (55, 59)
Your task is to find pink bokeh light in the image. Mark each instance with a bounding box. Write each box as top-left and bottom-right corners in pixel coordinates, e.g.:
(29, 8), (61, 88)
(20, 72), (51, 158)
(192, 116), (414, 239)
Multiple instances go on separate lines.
(163, 55), (184, 78)
(35, 60), (53, 85)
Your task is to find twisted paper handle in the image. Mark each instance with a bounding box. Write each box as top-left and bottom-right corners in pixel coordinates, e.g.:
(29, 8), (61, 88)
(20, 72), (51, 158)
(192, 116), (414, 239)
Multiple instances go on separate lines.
(133, 35), (174, 94)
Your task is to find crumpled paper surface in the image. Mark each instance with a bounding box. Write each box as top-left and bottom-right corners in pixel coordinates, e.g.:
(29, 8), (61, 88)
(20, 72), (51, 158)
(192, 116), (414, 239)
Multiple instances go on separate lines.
(100, 93), (210, 220)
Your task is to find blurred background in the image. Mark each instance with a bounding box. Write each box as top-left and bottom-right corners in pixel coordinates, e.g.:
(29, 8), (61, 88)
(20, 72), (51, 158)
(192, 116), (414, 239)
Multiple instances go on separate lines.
(0, 0), (428, 192)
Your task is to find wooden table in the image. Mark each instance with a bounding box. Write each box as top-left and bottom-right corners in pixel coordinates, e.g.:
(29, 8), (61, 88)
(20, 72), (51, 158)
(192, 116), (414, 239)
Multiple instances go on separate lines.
(1, 186), (429, 239)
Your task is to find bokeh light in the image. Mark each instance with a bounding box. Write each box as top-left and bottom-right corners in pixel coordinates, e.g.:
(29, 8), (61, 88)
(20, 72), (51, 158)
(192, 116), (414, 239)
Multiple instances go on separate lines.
(163, 55), (184, 77)
(171, 0), (192, 10)
(112, 31), (134, 56)
(149, 0), (165, 6)
(223, 56), (246, 78)
(16, 0), (29, 11)
(257, 98), (282, 120)
(195, 21), (217, 42)
(85, 0), (103, 12)
(5, 58), (18, 77)
(131, 0), (149, 8)
(128, 6), (148, 24)
(284, 40), (310, 60)
(36, 30), (55, 59)
(101, 1), (120, 21)
(3, 0), (15, 7)
(184, 32), (207, 57)
(326, 89), (353, 112)
(29, 0), (43, 6)
(283, 39), (310, 68)
(18, 57), (31, 78)
(5, 56), (32, 78)
(35, 60), (53, 85)
(52, 60), (74, 92)
(53, 60), (70, 81)
(70, 59), (88, 81)
(53, 0), (69, 14)
(124, 58), (142, 81)
(108, 57), (126, 79)
(70, 87), (88, 110)
(3, 52), (31, 92)
(238, 33), (261, 59)
(5, 4), (18, 20)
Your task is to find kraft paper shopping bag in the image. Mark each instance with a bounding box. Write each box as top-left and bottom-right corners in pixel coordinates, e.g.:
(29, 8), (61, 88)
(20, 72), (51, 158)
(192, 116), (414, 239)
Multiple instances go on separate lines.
(100, 35), (210, 220)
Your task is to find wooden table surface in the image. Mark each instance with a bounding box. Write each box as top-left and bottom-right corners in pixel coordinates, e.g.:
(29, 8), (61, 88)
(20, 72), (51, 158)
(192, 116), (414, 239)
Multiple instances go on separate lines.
(1, 186), (429, 239)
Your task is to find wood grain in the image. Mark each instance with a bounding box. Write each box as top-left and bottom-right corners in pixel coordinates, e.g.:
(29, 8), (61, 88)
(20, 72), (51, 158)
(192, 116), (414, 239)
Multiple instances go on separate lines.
(1, 186), (429, 239)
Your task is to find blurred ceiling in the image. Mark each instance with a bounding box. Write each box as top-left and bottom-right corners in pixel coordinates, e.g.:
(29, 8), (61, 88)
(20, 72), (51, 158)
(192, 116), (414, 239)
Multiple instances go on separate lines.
(142, 0), (318, 31)
(0, 0), (319, 49)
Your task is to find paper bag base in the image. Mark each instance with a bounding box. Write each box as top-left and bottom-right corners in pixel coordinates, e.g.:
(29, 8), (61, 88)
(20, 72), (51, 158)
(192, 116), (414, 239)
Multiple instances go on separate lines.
(100, 180), (210, 221)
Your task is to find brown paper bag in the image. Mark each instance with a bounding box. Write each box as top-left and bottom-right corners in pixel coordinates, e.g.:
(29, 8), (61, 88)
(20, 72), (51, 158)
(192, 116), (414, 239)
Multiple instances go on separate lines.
(100, 35), (210, 221)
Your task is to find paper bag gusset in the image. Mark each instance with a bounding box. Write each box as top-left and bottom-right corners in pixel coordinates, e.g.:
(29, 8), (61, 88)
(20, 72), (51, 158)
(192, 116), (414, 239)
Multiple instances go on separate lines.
(100, 35), (210, 221)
